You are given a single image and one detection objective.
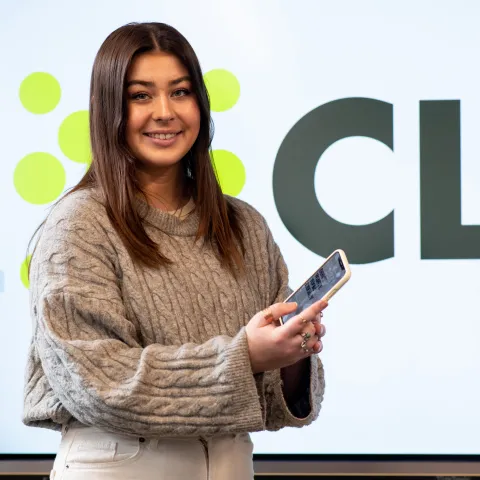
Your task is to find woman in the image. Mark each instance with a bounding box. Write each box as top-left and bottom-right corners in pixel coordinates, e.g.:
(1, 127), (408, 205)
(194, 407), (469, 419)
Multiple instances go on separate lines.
(23, 22), (328, 480)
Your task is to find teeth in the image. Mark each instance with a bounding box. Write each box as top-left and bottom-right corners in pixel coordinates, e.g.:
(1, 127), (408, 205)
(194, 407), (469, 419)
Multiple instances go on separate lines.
(149, 133), (177, 140)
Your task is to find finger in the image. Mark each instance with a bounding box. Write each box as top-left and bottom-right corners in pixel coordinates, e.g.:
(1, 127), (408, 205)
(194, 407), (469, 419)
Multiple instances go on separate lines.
(300, 336), (322, 355)
(299, 299), (328, 323)
(299, 327), (316, 345)
(283, 313), (312, 337)
(310, 299), (328, 315)
(302, 339), (323, 355)
(285, 301), (328, 336)
(313, 322), (325, 338)
(299, 323), (325, 352)
(299, 324), (316, 350)
(301, 323), (317, 339)
(258, 302), (298, 326)
(312, 311), (324, 324)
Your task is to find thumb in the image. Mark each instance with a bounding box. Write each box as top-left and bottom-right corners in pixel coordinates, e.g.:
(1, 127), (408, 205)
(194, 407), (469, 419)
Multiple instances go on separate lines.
(256, 302), (298, 327)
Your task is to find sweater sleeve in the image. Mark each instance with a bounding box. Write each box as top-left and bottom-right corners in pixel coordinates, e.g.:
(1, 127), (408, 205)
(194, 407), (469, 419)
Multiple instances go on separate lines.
(29, 209), (264, 437)
(258, 217), (325, 431)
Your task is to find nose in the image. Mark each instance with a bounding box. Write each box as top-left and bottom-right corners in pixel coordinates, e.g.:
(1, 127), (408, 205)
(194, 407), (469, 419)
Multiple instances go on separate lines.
(152, 94), (174, 122)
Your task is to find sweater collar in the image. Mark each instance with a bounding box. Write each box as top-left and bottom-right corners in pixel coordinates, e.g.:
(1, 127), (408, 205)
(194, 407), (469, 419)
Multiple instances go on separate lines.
(135, 197), (199, 237)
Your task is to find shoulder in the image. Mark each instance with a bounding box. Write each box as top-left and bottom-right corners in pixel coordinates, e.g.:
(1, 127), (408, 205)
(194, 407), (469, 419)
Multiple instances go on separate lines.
(30, 189), (121, 301)
(37, 188), (115, 262)
(44, 188), (108, 230)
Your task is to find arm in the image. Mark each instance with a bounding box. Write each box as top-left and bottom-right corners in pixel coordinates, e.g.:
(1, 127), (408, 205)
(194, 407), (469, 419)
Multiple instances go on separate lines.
(258, 217), (326, 430)
(29, 213), (264, 437)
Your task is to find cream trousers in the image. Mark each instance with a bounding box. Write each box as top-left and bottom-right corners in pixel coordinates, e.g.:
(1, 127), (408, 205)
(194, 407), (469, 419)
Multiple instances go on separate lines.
(50, 425), (255, 480)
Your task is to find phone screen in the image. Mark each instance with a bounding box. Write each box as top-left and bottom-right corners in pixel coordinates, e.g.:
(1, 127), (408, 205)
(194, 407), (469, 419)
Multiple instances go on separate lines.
(282, 251), (347, 323)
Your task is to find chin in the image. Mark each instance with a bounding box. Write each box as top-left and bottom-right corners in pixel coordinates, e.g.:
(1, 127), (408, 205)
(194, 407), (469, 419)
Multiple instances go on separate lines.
(137, 153), (185, 170)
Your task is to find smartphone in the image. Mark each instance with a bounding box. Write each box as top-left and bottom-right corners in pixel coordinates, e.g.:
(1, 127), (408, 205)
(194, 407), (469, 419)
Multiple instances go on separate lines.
(280, 249), (351, 324)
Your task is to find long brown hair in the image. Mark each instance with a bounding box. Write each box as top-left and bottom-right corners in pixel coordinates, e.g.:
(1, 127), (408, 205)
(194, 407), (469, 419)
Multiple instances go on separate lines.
(36, 23), (245, 273)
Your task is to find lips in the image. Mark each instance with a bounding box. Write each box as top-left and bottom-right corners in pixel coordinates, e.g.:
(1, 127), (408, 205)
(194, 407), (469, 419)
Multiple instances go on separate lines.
(143, 131), (182, 147)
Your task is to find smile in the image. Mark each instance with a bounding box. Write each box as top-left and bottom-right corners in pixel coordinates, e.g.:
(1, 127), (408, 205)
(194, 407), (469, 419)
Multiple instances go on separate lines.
(143, 131), (182, 147)
(145, 132), (180, 140)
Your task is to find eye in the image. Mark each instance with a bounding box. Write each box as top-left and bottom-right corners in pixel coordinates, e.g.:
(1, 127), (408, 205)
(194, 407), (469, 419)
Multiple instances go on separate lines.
(172, 88), (191, 98)
(130, 92), (149, 101)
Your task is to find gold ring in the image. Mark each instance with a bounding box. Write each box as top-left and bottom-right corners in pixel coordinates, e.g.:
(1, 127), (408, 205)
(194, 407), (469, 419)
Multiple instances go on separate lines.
(263, 308), (274, 323)
(301, 340), (310, 353)
(301, 332), (311, 341)
(300, 315), (309, 324)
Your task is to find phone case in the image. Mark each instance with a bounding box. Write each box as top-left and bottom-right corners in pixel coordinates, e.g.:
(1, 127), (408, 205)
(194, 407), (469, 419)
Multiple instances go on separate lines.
(279, 249), (351, 325)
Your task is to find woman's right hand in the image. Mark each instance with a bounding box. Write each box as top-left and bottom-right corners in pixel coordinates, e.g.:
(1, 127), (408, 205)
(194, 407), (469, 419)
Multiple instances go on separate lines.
(245, 300), (328, 374)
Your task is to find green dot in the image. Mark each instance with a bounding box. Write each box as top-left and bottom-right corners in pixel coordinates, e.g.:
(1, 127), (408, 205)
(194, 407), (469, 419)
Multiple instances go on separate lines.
(58, 110), (91, 164)
(19, 72), (61, 114)
(211, 150), (246, 196)
(14, 152), (66, 205)
(204, 69), (240, 112)
(20, 255), (32, 289)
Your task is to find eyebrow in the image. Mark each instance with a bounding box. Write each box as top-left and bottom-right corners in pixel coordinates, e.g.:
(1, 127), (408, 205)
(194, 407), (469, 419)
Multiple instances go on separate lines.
(126, 76), (191, 88)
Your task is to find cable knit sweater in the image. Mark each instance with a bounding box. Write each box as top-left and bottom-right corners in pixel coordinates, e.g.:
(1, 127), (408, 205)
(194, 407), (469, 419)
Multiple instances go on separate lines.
(23, 189), (325, 437)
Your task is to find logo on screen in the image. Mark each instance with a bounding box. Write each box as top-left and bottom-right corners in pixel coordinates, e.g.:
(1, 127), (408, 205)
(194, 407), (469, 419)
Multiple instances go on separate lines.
(273, 97), (480, 264)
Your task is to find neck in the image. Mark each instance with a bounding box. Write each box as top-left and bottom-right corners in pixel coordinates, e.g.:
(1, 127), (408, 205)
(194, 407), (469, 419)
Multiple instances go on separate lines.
(137, 163), (188, 212)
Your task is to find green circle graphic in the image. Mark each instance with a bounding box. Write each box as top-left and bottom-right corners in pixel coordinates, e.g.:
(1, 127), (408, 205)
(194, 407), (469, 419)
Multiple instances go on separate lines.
(58, 110), (91, 164)
(20, 255), (32, 289)
(19, 72), (61, 114)
(14, 152), (66, 205)
(204, 69), (240, 112)
(211, 149), (246, 196)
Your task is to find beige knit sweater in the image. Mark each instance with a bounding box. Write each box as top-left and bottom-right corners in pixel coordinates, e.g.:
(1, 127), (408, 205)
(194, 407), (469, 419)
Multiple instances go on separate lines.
(23, 189), (325, 437)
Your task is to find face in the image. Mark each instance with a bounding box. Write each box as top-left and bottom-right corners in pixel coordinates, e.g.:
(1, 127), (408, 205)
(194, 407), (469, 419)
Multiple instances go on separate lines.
(125, 51), (201, 175)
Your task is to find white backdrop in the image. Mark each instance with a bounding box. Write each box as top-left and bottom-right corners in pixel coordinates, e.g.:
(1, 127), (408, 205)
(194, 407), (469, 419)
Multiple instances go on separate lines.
(1, 0), (480, 455)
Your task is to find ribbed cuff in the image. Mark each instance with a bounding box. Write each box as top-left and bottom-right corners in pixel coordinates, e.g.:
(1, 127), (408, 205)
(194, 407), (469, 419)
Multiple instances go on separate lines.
(223, 328), (266, 432)
(271, 355), (324, 428)
(254, 372), (266, 423)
